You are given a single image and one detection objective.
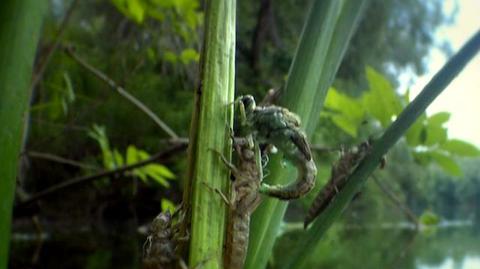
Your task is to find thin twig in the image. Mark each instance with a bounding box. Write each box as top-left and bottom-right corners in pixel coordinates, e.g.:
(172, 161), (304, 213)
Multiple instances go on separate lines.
(31, 0), (80, 88)
(17, 142), (188, 208)
(64, 46), (179, 139)
(372, 175), (419, 227)
(31, 216), (44, 265)
(26, 151), (99, 170)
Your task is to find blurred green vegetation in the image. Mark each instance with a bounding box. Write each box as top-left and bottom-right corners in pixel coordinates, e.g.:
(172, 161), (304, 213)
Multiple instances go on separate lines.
(8, 0), (480, 268)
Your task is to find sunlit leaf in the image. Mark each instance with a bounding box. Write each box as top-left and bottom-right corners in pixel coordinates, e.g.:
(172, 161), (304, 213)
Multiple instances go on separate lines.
(440, 139), (480, 157)
(133, 168), (148, 182)
(323, 88), (365, 137)
(412, 151), (431, 166)
(161, 199), (176, 214)
(163, 51), (177, 63)
(146, 9), (165, 21)
(180, 48), (200, 64)
(330, 114), (359, 137)
(419, 210), (440, 226)
(111, 0), (146, 24)
(427, 112), (450, 126)
(145, 169), (170, 187)
(430, 151), (462, 176)
(146, 164), (175, 179)
(424, 124), (447, 146)
(405, 113), (426, 146)
(88, 125), (114, 169)
(363, 67), (402, 127)
(126, 145), (138, 164)
(137, 149), (150, 160)
(112, 149), (124, 168)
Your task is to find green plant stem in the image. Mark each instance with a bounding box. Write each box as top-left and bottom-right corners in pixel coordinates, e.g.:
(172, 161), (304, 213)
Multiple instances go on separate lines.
(284, 29), (480, 269)
(372, 175), (419, 226)
(0, 1), (46, 268)
(246, 1), (368, 268)
(185, 0), (236, 268)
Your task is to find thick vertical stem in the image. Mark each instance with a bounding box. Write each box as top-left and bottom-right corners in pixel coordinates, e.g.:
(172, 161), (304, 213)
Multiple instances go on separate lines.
(185, 0), (236, 268)
(0, 1), (46, 269)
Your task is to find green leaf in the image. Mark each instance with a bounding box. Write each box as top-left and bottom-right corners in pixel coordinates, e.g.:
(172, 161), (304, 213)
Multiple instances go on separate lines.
(133, 168), (148, 182)
(136, 149), (150, 160)
(111, 0), (146, 24)
(112, 149), (124, 168)
(405, 113), (426, 146)
(412, 151), (431, 165)
(323, 88), (365, 137)
(146, 164), (175, 179)
(126, 145), (138, 164)
(430, 151), (463, 176)
(179, 48), (200, 64)
(163, 51), (177, 63)
(427, 112), (450, 126)
(440, 139), (480, 157)
(424, 124), (447, 146)
(146, 48), (156, 62)
(145, 9), (165, 21)
(145, 171), (170, 187)
(330, 114), (359, 137)
(142, 164), (174, 187)
(88, 125), (115, 169)
(161, 199), (176, 214)
(363, 67), (402, 127)
(419, 210), (440, 226)
(126, 145), (174, 186)
(62, 71), (75, 102)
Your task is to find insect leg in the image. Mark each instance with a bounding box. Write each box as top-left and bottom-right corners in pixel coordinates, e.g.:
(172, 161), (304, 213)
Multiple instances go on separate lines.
(201, 182), (232, 206)
(210, 148), (239, 175)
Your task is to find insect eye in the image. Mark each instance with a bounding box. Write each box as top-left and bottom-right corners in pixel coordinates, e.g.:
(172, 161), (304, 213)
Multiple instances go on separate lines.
(241, 95), (255, 110)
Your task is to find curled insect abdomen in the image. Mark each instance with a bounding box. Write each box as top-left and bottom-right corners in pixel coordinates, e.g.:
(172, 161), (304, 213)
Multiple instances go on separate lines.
(259, 153), (317, 200)
(224, 213), (251, 269)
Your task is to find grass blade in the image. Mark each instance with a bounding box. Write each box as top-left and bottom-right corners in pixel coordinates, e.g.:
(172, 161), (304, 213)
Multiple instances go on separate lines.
(284, 29), (480, 269)
(246, 1), (369, 268)
(0, 1), (46, 268)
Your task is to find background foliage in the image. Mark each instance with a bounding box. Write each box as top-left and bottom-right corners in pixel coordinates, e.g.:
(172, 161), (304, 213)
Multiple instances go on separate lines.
(8, 0), (480, 268)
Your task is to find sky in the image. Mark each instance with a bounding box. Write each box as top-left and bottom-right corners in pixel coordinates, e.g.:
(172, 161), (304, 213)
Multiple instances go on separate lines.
(405, 0), (480, 147)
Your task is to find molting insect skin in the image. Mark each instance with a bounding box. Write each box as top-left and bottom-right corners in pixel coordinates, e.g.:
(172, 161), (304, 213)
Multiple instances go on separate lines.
(236, 95), (317, 200)
(143, 210), (188, 269)
(303, 142), (371, 229)
(259, 150), (317, 200)
(143, 212), (176, 269)
(212, 137), (263, 269)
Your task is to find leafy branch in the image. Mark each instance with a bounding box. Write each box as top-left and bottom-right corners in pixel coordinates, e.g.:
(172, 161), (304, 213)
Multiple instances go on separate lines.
(16, 142), (187, 208)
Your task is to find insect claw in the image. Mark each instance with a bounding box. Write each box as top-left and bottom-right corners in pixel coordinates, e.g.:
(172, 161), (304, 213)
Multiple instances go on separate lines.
(201, 182), (230, 206)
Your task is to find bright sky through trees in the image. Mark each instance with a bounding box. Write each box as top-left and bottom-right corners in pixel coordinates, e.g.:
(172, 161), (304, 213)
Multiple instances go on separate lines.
(408, 0), (480, 146)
